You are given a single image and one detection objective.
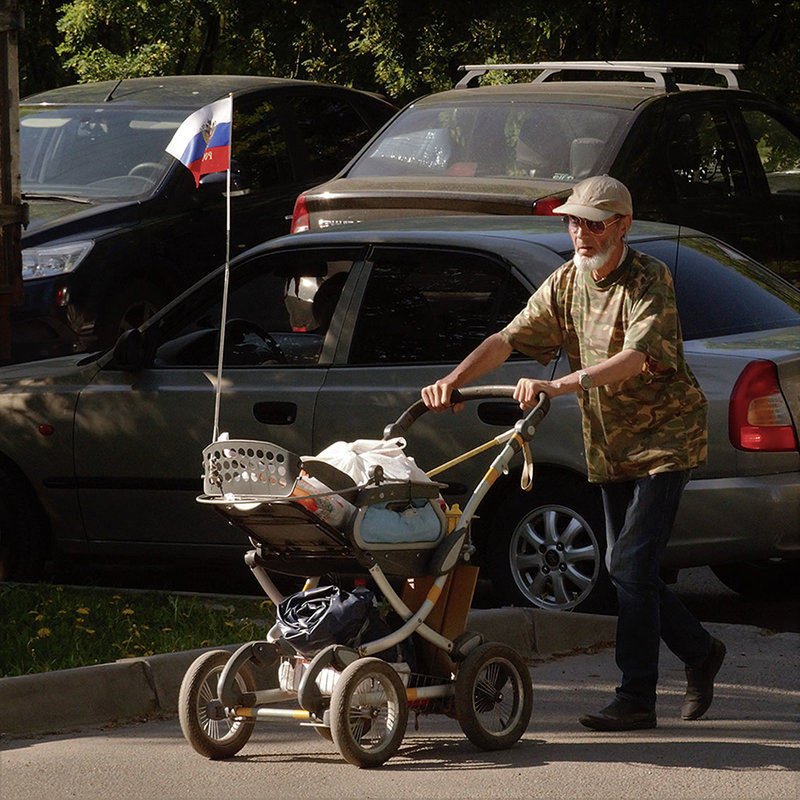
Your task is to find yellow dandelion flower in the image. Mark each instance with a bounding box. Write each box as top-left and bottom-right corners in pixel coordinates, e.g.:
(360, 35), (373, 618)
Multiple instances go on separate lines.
(34, 613), (44, 622)
(162, 627), (173, 632)
(85, 629), (95, 635)
(37, 628), (51, 638)
(122, 608), (134, 615)
(77, 607), (90, 615)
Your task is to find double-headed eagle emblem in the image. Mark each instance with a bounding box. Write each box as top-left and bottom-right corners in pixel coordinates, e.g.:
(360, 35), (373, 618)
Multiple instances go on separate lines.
(201, 117), (217, 146)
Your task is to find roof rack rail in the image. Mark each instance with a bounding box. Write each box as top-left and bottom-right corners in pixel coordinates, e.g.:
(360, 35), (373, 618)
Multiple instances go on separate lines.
(455, 61), (745, 91)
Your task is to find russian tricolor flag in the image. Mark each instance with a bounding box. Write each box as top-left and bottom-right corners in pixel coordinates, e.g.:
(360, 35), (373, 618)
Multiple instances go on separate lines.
(166, 96), (232, 187)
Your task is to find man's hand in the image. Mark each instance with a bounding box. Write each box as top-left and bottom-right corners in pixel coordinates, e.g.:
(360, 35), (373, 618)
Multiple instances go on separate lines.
(514, 378), (556, 409)
(421, 379), (464, 413)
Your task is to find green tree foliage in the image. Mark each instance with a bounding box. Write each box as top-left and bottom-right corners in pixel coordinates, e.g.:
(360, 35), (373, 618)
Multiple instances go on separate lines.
(18, 0), (70, 95)
(55, 0), (236, 80)
(15, 0), (800, 113)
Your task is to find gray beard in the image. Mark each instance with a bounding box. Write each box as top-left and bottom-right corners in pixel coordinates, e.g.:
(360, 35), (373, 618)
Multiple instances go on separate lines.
(573, 251), (608, 273)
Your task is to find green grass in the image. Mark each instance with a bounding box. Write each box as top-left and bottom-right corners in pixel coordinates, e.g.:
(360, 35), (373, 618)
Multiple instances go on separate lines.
(0, 583), (276, 678)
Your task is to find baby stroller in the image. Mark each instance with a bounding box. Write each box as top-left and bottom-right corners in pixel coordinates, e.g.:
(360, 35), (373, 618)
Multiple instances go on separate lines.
(179, 386), (549, 768)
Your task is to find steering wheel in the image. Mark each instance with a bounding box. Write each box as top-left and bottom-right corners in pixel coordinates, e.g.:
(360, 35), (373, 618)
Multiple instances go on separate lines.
(127, 162), (162, 179)
(224, 319), (287, 364)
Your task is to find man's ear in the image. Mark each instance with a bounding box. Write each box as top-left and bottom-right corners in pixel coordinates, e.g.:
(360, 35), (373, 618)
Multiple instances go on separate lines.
(621, 214), (633, 237)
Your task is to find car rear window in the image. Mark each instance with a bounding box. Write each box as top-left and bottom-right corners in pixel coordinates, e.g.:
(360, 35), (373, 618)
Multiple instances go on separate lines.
(347, 102), (628, 182)
(635, 237), (800, 340)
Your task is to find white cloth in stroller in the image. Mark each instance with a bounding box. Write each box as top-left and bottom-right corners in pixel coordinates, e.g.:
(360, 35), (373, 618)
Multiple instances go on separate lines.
(316, 438), (446, 546)
(315, 437), (430, 485)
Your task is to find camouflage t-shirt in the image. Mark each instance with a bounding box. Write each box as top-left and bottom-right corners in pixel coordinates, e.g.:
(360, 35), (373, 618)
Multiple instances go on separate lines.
(500, 249), (708, 483)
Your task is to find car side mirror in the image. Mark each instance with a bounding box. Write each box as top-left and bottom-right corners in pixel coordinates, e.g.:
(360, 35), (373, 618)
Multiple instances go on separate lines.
(197, 160), (251, 195)
(110, 328), (153, 371)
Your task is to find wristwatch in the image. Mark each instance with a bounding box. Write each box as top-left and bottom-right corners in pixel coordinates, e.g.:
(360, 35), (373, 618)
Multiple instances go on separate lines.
(578, 370), (593, 391)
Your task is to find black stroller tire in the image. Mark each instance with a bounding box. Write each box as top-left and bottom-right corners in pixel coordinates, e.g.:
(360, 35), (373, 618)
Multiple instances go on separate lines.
(454, 642), (532, 750)
(330, 657), (408, 768)
(179, 649), (256, 759)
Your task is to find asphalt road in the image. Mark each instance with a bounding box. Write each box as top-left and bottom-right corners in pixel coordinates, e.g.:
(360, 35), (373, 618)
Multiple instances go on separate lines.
(669, 566), (800, 634)
(2, 621), (797, 800)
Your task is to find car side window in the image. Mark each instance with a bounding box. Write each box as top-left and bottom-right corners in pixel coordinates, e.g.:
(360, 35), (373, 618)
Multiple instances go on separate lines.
(234, 97), (294, 189)
(740, 108), (800, 197)
(285, 93), (376, 180)
(153, 250), (359, 368)
(636, 237), (800, 340)
(668, 109), (748, 200)
(347, 250), (531, 365)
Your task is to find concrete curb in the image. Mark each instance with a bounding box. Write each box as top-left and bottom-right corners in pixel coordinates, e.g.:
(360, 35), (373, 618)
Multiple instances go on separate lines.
(0, 609), (616, 738)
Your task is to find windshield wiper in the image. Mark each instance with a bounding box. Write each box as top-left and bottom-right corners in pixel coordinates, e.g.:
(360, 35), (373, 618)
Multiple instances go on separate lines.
(22, 192), (93, 204)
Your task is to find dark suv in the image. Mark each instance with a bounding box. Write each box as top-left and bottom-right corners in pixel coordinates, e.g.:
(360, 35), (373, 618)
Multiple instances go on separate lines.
(15, 75), (396, 363)
(292, 61), (800, 284)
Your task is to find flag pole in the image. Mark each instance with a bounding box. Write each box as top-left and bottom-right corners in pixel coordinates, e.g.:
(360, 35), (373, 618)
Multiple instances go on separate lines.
(212, 93), (234, 442)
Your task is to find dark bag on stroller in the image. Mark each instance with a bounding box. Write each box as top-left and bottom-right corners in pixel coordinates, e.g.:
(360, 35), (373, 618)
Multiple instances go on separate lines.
(276, 585), (373, 657)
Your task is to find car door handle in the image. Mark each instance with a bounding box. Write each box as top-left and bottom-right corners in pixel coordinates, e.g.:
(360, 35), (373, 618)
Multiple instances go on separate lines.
(477, 401), (521, 427)
(252, 401), (297, 425)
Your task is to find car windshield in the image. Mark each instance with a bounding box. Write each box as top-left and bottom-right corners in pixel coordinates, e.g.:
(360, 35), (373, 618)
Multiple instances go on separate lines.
(19, 104), (187, 200)
(347, 101), (629, 182)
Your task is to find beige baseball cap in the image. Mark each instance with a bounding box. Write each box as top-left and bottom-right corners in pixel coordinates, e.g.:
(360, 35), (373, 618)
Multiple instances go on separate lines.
(552, 175), (633, 221)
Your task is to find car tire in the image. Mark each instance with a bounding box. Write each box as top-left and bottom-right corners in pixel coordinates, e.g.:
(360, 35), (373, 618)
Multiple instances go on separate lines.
(711, 559), (800, 598)
(95, 278), (168, 349)
(0, 468), (49, 582)
(486, 474), (615, 613)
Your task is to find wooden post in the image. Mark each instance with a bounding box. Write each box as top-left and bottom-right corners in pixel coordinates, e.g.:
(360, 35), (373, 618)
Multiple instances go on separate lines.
(0, 1), (25, 363)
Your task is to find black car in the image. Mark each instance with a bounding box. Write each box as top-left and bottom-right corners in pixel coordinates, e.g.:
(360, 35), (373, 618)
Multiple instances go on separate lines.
(293, 61), (800, 285)
(15, 75), (397, 363)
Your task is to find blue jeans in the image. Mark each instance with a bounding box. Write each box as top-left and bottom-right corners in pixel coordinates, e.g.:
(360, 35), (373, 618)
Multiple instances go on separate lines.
(602, 470), (712, 711)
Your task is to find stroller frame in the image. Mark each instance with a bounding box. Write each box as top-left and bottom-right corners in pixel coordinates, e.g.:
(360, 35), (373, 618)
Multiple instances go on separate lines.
(179, 387), (549, 767)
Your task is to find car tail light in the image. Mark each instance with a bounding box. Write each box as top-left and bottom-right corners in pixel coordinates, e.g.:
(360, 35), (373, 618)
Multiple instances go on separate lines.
(290, 193), (310, 233)
(532, 194), (565, 216)
(729, 360), (798, 452)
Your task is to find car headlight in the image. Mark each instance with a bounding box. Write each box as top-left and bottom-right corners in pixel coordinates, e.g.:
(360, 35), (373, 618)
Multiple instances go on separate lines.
(21, 241), (94, 280)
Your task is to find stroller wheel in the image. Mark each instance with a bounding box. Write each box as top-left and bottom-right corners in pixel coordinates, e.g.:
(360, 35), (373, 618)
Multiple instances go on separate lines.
(454, 642), (532, 750)
(330, 657), (408, 768)
(179, 650), (256, 759)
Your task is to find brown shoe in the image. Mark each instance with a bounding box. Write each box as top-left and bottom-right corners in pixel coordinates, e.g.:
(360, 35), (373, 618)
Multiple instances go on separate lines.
(681, 637), (726, 720)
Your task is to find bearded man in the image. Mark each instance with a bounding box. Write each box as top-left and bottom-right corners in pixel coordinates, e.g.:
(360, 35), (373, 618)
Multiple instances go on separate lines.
(421, 175), (725, 731)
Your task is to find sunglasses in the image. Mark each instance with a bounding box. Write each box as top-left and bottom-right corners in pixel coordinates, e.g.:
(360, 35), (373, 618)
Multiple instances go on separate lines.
(562, 214), (622, 235)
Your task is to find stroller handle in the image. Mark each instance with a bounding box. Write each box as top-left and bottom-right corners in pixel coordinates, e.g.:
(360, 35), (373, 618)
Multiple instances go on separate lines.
(383, 386), (550, 440)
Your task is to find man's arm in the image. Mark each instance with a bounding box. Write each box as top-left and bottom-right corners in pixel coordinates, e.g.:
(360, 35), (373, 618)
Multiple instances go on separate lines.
(421, 332), (514, 410)
(513, 348), (647, 408)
